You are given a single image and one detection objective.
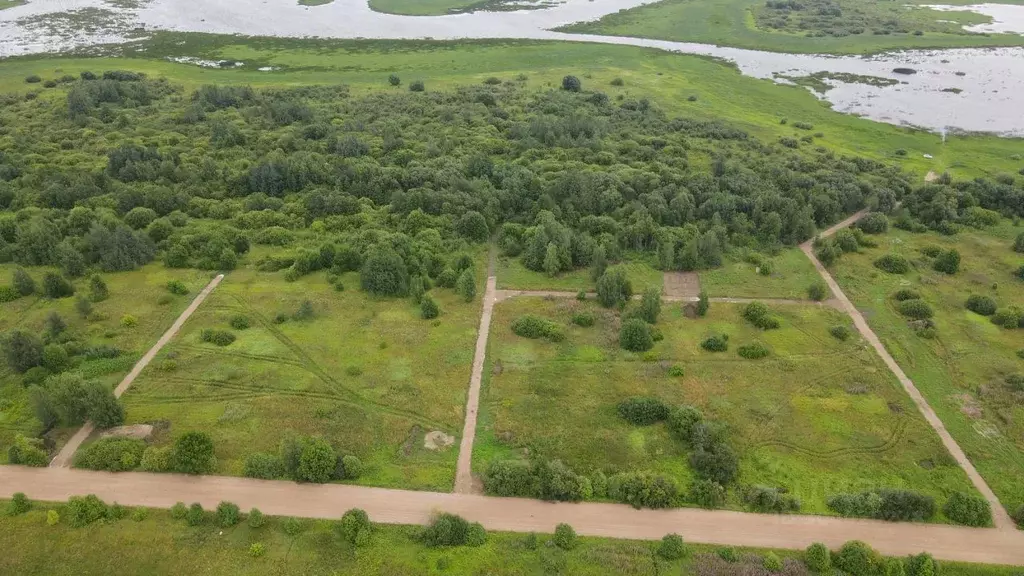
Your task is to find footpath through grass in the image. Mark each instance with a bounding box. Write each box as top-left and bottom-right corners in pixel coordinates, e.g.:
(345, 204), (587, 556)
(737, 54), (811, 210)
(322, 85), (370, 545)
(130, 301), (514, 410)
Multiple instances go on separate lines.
(829, 222), (1024, 515)
(0, 33), (1021, 179)
(0, 265), (212, 462)
(1, 499), (1020, 576)
(120, 255), (485, 491)
(558, 0), (1024, 54)
(474, 296), (976, 516)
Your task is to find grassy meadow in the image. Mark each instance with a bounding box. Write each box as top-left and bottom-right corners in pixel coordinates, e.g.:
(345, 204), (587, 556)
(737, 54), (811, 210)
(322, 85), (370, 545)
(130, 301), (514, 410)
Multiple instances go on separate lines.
(829, 221), (1024, 513)
(2, 499), (1021, 576)
(0, 264), (213, 461)
(496, 256), (662, 292)
(0, 33), (1020, 181)
(698, 247), (824, 299)
(368, 0), (487, 15)
(119, 254), (486, 491)
(558, 0), (1024, 54)
(473, 296), (976, 516)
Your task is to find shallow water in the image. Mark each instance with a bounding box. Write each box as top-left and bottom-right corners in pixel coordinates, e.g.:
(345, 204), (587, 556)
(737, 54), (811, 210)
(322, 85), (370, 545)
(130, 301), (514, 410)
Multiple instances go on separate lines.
(923, 3), (1024, 34)
(3, 0), (1024, 136)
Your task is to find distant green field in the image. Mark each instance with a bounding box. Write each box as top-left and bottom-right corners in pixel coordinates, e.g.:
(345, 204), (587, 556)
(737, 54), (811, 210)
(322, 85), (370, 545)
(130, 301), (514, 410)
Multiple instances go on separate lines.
(558, 0), (1024, 54)
(120, 254), (486, 491)
(474, 296), (977, 516)
(830, 221), (1024, 515)
(0, 0), (26, 10)
(0, 33), (1020, 181)
(369, 0), (484, 15)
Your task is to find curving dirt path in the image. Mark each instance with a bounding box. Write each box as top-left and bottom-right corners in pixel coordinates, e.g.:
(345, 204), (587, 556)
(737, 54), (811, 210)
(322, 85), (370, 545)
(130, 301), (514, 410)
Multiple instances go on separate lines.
(801, 213), (1015, 530)
(453, 250), (497, 494)
(2, 466), (1023, 564)
(48, 274), (225, 469)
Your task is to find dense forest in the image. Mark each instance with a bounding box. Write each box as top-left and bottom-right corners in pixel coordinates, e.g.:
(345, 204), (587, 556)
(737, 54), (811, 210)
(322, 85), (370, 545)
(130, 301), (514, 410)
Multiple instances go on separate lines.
(0, 72), (1022, 289)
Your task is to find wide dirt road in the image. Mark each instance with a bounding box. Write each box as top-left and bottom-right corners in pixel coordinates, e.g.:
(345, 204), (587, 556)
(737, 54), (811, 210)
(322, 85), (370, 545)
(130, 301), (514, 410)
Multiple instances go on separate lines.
(2, 466), (1022, 565)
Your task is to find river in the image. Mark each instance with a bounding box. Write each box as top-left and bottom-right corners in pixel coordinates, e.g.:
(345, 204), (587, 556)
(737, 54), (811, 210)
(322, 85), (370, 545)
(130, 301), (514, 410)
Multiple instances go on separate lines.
(2, 0), (1023, 136)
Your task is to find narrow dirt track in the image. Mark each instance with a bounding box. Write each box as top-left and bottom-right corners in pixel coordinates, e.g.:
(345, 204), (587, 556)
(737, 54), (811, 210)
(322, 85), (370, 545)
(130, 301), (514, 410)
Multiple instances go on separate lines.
(48, 274), (225, 468)
(2, 466), (1022, 565)
(494, 289), (837, 307)
(453, 250), (497, 494)
(802, 213), (1014, 530)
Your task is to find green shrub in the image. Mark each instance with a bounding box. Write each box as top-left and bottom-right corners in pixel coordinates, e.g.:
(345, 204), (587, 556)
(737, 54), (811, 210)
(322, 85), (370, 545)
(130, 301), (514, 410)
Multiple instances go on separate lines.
(465, 522), (487, 547)
(835, 540), (883, 576)
(409, 80), (425, 92)
(689, 443), (739, 486)
(66, 495), (108, 527)
(896, 299), (933, 319)
(943, 491), (992, 527)
(217, 501), (240, 527)
(229, 315), (250, 329)
(421, 513), (471, 547)
(717, 547), (739, 562)
(47, 510), (60, 525)
(742, 301), (780, 330)
(1016, 264), (1024, 280)
(42, 272), (74, 298)
(892, 288), (921, 301)
(341, 454), (363, 479)
(701, 334), (729, 352)
(1014, 232), (1024, 253)
(0, 286), (19, 303)
(247, 508), (266, 528)
(596, 267), (632, 308)
(74, 437), (146, 472)
(667, 364), (684, 377)
(107, 503), (129, 520)
(807, 281), (829, 301)
(171, 502), (187, 519)
(764, 552), (783, 572)
(339, 508), (371, 544)
(617, 396), (668, 425)
(166, 280), (188, 295)
(991, 306), (1023, 329)
(8, 492), (31, 516)
(297, 437), (336, 483)
(610, 471), (679, 508)
(743, 485), (800, 513)
(571, 312), (595, 327)
(7, 434), (48, 467)
(249, 543), (266, 558)
(827, 489), (934, 522)
(907, 553), (938, 576)
(690, 479), (726, 509)
(553, 523), (577, 550)
(805, 542), (831, 572)
(619, 318), (653, 352)
(243, 452), (283, 479)
(933, 249), (960, 274)
(388, 74), (400, 86)
(131, 507), (148, 522)
(637, 287), (662, 323)
(965, 294), (997, 316)
(170, 431), (216, 475)
(186, 503), (205, 526)
(857, 213), (889, 234)
(200, 328), (236, 346)
(667, 405), (703, 443)
(420, 295), (439, 319)
(511, 315), (564, 342)
(874, 254), (911, 274)
(456, 268), (476, 302)
(697, 290), (709, 317)
(829, 325), (852, 340)
(738, 342), (770, 359)
(140, 446), (170, 472)
(657, 533), (686, 560)
(561, 75), (581, 92)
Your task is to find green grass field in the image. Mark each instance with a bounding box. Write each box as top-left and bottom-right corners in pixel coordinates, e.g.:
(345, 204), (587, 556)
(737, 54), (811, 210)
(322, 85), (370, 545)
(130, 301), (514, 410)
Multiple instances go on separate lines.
(699, 248), (824, 299)
(119, 256), (485, 491)
(0, 0), (26, 9)
(298, 0), (334, 5)
(0, 264), (212, 462)
(558, 0), (1024, 54)
(368, 0), (485, 15)
(2, 499), (1020, 576)
(829, 222), (1024, 514)
(473, 296), (976, 515)
(1, 33), (1021, 181)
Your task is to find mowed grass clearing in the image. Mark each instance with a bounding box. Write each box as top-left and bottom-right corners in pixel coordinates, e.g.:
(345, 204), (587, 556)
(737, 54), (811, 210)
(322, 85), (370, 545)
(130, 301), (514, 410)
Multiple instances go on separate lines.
(120, 259), (485, 491)
(474, 296), (977, 515)
(698, 247), (824, 299)
(496, 256), (663, 292)
(829, 222), (1024, 512)
(0, 264), (212, 461)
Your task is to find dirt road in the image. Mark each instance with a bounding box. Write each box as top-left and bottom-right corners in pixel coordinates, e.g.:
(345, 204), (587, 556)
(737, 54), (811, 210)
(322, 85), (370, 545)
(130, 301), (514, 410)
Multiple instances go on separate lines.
(453, 251), (496, 494)
(2, 466), (1022, 565)
(802, 215), (1014, 529)
(48, 274), (225, 469)
(494, 289), (836, 307)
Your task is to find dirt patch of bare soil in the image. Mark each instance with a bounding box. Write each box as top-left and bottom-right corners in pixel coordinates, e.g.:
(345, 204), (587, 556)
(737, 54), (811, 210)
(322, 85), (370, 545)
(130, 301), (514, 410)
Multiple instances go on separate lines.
(663, 271), (700, 299)
(99, 424), (154, 440)
(424, 430), (455, 451)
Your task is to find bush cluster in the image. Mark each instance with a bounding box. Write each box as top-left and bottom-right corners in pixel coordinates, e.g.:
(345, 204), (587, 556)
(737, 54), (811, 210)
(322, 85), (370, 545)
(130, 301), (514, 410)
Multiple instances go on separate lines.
(619, 318), (653, 352)
(200, 328), (236, 346)
(420, 513), (486, 547)
(891, 288), (920, 301)
(965, 294), (997, 316)
(874, 254), (911, 274)
(829, 325), (851, 340)
(742, 302), (780, 330)
(991, 306), (1024, 329)
(242, 433), (362, 483)
(737, 342), (770, 359)
(943, 491), (992, 527)
(74, 438), (146, 472)
(827, 489), (935, 522)
(571, 311), (595, 327)
(617, 396), (669, 425)
(743, 485), (800, 513)
(932, 248), (960, 274)
(510, 315), (565, 342)
(896, 299), (933, 320)
(701, 333), (729, 352)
